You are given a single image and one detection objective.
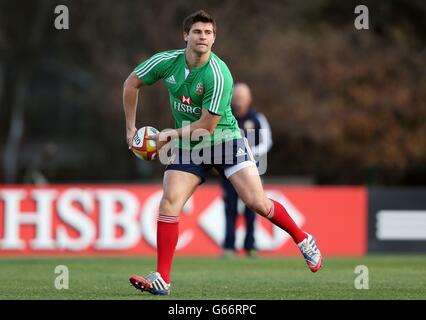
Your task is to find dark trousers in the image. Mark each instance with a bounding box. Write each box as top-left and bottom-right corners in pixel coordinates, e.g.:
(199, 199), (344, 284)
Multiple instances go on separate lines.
(221, 177), (256, 251)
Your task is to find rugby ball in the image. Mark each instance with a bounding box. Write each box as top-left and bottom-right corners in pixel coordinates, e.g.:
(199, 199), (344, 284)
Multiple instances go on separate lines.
(131, 126), (160, 161)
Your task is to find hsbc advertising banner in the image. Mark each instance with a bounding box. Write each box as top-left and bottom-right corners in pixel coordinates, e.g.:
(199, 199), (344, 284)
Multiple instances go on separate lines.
(0, 186), (367, 256)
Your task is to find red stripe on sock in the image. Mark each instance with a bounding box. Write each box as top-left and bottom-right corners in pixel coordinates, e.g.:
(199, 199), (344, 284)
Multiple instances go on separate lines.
(158, 215), (179, 223)
(156, 217), (179, 284)
(267, 199), (307, 244)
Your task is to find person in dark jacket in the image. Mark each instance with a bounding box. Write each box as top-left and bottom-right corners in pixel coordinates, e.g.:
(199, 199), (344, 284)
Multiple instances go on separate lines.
(222, 82), (273, 257)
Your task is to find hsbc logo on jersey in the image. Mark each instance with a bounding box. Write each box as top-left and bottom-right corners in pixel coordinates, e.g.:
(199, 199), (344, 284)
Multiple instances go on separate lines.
(180, 96), (192, 104)
(173, 100), (201, 115)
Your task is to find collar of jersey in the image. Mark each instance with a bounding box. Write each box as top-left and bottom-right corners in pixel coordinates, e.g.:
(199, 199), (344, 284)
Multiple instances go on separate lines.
(182, 49), (213, 72)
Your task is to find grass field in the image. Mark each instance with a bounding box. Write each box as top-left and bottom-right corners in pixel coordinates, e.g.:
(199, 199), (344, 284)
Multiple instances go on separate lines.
(0, 255), (425, 300)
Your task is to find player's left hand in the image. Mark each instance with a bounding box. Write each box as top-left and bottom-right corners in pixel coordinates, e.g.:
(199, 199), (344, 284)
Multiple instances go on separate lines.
(127, 126), (137, 149)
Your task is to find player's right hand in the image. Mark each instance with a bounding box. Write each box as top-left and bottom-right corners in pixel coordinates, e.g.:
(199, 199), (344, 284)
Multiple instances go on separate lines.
(126, 126), (137, 149)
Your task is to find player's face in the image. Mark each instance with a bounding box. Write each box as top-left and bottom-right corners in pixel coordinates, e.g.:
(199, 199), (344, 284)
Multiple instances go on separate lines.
(184, 22), (215, 54)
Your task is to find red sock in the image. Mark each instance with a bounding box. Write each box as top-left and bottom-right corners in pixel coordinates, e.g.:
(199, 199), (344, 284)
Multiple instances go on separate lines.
(266, 199), (307, 244)
(156, 215), (179, 284)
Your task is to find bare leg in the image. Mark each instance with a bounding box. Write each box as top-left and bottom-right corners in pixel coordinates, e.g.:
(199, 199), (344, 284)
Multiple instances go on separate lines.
(228, 165), (306, 243)
(157, 170), (201, 283)
(228, 164), (272, 216)
(228, 165), (323, 272)
(159, 170), (201, 216)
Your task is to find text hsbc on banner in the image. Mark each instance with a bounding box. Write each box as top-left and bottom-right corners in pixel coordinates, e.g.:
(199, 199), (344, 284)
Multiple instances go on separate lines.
(0, 186), (367, 256)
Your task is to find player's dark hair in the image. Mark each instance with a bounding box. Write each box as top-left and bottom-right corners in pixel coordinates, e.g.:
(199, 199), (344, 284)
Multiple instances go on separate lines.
(183, 10), (216, 35)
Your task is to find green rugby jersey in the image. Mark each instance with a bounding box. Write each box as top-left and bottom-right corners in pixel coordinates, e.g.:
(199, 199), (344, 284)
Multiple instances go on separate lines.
(134, 49), (241, 149)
